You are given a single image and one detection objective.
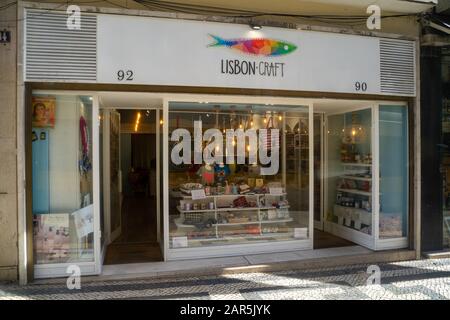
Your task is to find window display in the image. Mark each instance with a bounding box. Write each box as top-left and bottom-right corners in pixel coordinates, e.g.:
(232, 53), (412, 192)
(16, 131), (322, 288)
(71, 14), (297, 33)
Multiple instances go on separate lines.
(32, 94), (95, 264)
(325, 105), (408, 247)
(327, 109), (373, 235)
(168, 102), (310, 249)
(379, 105), (408, 238)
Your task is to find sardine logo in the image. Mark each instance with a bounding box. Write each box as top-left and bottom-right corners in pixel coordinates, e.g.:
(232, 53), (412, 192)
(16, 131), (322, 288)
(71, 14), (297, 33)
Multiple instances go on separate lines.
(208, 34), (297, 57)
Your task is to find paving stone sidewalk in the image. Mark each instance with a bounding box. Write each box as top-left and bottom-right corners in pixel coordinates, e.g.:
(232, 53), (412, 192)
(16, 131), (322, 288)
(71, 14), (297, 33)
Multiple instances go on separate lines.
(1, 258), (450, 300)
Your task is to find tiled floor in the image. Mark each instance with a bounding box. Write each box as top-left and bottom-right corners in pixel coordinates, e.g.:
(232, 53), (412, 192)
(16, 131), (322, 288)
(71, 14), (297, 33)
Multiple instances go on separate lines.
(100, 245), (372, 278)
(2, 258), (450, 300)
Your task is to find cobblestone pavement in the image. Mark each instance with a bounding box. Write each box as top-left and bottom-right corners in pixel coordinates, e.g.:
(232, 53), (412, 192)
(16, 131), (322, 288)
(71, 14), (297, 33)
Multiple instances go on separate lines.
(1, 258), (450, 300)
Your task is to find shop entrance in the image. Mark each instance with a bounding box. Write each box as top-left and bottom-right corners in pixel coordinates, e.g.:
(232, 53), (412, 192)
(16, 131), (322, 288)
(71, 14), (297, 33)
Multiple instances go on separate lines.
(99, 97), (164, 265)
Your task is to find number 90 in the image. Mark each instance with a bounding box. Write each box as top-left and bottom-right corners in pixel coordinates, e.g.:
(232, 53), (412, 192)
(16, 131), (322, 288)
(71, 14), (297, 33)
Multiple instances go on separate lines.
(355, 82), (367, 92)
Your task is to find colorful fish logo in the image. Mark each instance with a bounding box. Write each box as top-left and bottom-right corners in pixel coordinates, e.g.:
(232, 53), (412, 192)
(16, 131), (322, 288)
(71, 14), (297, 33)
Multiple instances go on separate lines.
(208, 34), (297, 57)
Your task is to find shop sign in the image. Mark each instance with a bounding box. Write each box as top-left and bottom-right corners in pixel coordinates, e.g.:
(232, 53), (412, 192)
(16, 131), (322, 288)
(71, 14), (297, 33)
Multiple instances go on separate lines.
(97, 14), (388, 95)
(97, 14), (414, 95)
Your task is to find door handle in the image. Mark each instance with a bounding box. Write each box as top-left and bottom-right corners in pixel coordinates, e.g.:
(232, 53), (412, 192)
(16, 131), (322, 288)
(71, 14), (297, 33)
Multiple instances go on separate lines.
(0, 192), (7, 195)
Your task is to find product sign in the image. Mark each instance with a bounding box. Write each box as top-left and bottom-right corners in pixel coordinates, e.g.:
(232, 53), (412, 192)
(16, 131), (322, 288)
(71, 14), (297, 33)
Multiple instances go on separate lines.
(97, 14), (413, 96)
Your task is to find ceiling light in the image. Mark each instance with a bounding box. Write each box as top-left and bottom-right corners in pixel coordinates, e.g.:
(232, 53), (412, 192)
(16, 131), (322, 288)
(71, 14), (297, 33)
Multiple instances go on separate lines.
(250, 23), (262, 30)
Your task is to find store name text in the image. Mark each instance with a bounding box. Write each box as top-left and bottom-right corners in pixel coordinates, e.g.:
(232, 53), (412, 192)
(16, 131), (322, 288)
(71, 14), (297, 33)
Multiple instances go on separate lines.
(221, 59), (285, 77)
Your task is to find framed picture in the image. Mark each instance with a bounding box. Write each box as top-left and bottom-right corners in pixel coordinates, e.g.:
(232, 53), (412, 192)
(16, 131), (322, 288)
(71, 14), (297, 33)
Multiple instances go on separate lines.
(32, 96), (56, 128)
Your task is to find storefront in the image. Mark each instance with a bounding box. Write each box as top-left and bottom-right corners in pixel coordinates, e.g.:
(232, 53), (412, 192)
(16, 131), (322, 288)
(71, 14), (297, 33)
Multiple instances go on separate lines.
(22, 7), (417, 279)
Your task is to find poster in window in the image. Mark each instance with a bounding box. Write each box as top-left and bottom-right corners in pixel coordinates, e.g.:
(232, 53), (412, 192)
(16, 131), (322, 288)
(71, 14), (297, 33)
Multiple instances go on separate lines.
(33, 213), (70, 264)
(32, 96), (56, 128)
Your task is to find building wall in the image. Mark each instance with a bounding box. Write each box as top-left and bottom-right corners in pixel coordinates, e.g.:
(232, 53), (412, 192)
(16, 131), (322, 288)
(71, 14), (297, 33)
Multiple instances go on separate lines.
(0, 3), (18, 281)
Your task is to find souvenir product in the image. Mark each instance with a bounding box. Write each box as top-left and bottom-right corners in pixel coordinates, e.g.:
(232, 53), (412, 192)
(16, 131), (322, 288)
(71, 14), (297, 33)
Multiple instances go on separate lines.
(180, 183), (204, 195)
(196, 164), (215, 185)
(214, 163), (230, 184)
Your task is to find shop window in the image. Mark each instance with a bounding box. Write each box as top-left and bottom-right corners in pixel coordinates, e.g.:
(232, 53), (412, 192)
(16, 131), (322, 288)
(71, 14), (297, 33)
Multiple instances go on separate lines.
(32, 94), (95, 264)
(326, 109), (373, 235)
(168, 102), (310, 249)
(379, 105), (408, 239)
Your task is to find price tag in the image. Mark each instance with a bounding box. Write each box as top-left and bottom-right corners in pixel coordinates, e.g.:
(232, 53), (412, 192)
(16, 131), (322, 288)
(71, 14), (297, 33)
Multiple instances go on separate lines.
(172, 236), (188, 248)
(294, 228), (308, 239)
(269, 187), (283, 195)
(191, 189), (206, 200)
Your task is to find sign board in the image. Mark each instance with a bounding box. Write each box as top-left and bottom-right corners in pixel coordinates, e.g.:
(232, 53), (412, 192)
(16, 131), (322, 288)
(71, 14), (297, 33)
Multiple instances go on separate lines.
(98, 14), (387, 95)
(191, 189), (207, 200)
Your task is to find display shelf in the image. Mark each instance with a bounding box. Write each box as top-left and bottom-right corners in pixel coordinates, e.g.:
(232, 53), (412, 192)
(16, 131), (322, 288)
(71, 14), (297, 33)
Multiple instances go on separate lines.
(341, 175), (372, 182)
(213, 218), (294, 227)
(180, 192), (287, 199)
(337, 188), (372, 196)
(172, 189), (296, 247)
(218, 232), (295, 241)
(341, 162), (372, 167)
(216, 206), (259, 212)
(176, 206), (216, 213)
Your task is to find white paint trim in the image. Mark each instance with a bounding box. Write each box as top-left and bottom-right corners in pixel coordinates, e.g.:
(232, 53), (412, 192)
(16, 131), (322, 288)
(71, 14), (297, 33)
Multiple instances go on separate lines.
(34, 262), (97, 279)
(163, 98), (170, 262)
(372, 104), (380, 249)
(92, 94), (102, 275)
(376, 237), (409, 250)
(309, 102), (314, 241)
(103, 109), (112, 245)
(156, 108), (161, 243)
(168, 240), (313, 260)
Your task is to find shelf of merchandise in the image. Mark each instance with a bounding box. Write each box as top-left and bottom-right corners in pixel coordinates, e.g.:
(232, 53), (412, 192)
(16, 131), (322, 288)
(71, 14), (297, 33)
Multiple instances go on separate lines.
(337, 188), (372, 197)
(180, 193), (287, 199)
(340, 175), (372, 182)
(174, 193), (294, 241)
(326, 160), (375, 247)
(341, 162), (372, 167)
(213, 218), (293, 227)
